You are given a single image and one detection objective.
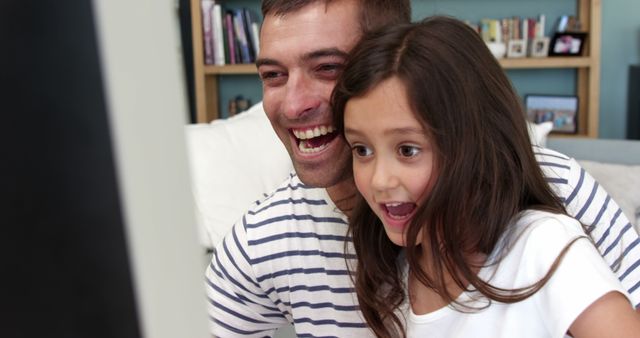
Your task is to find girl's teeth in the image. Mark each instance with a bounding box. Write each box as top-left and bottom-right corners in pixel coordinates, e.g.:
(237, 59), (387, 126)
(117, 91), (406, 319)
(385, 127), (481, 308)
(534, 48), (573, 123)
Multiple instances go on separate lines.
(385, 202), (416, 218)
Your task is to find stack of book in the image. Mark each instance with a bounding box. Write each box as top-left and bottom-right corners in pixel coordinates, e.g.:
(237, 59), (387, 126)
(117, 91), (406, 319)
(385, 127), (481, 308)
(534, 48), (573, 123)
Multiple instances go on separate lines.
(200, 0), (261, 65)
(477, 15), (546, 46)
(468, 14), (548, 58)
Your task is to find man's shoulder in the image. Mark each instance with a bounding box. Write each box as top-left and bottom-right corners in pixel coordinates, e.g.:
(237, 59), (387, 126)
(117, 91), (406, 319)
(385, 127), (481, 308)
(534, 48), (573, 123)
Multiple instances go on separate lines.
(533, 146), (579, 183)
(240, 173), (346, 230)
(533, 145), (572, 165)
(247, 173), (332, 212)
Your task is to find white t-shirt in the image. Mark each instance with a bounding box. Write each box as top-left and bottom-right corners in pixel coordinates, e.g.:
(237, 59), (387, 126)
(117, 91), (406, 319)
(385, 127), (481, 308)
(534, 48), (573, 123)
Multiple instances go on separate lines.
(403, 211), (632, 338)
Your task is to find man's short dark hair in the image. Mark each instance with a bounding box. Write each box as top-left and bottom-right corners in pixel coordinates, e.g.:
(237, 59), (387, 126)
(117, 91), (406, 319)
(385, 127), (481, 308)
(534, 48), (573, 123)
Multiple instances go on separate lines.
(261, 0), (411, 34)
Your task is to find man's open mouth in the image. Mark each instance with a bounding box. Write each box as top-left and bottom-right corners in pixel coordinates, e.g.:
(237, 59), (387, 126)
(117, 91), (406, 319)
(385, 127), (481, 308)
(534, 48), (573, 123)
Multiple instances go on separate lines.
(292, 125), (338, 153)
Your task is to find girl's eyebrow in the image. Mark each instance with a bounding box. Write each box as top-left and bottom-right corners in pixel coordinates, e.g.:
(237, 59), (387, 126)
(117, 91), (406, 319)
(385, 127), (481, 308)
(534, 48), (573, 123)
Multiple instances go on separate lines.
(343, 127), (362, 137)
(344, 126), (426, 138)
(381, 127), (425, 136)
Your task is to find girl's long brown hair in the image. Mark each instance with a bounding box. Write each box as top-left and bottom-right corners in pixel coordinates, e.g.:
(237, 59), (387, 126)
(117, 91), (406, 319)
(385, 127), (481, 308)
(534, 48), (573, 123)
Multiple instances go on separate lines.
(332, 16), (577, 337)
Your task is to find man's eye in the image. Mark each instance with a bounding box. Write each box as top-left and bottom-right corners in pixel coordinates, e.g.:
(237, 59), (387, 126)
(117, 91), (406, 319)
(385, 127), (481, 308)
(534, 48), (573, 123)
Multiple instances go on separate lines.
(398, 145), (420, 157)
(316, 64), (343, 77)
(352, 145), (372, 157)
(259, 71), (285, 82)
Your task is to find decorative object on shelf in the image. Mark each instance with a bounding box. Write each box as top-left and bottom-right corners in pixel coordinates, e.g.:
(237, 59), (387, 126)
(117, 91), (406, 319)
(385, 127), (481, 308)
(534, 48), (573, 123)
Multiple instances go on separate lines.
(507, 39), (526, 58)
(548, 32), (587, 56)
(555, 15), (582, 32)
(525, 94), (578, 134)
(227, 95), (252, 117)
(529, 37), (550, 58)
(486, 42), (507, 59)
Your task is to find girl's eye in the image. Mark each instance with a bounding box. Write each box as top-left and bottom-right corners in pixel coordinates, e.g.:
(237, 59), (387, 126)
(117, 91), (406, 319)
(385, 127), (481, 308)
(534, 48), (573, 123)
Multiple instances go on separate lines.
(352, 145), (372, 157)
(398, 145), (420, 157)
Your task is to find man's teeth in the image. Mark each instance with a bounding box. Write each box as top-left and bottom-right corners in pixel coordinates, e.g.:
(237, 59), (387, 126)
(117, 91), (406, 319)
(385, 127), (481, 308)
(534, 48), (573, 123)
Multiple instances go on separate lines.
(293, 125), (334, 140)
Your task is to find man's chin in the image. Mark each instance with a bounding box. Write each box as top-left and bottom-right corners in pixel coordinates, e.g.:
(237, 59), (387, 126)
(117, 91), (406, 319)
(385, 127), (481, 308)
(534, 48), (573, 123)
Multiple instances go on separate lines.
(293, 163), (350, 189)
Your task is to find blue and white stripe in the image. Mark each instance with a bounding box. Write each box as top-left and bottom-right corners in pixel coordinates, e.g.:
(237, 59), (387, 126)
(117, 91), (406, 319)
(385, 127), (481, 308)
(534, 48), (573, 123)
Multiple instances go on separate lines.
(535, 146), (640, 305)
(206, 174), (368, 337)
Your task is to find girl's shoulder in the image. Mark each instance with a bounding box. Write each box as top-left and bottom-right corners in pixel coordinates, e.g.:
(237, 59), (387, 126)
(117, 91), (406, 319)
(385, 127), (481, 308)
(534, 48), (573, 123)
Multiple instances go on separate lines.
(486, 210), (588, 272)
(514, 210), (585, 244)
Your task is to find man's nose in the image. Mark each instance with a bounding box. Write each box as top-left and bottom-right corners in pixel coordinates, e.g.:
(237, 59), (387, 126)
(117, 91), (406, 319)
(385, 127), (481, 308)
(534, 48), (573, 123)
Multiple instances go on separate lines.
(282, 72), (321, 120)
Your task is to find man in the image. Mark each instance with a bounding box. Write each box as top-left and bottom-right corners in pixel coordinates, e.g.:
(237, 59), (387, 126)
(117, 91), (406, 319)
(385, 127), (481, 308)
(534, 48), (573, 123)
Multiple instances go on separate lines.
(205, 1), (640, 336)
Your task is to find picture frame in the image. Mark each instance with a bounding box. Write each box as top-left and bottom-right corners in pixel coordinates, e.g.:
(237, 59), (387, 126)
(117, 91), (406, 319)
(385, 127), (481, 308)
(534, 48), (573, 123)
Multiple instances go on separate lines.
(507, 39), (527, 58)
(548, 32), (587, 56)
(525, 94), (578, 134)
(529, 37), (550, 58)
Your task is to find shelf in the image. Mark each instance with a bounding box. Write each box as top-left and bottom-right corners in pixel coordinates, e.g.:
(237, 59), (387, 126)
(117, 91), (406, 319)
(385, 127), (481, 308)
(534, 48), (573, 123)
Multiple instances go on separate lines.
(202, 57), (593, 75)
(499, 57), (592, 69)
(204, 64), (257, 75)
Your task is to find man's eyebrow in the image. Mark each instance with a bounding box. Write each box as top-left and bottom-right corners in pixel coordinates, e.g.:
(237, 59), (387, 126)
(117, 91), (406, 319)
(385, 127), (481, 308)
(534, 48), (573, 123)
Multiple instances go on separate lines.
(256, 48), (349, 68)
(255, 58), (280, 68)
(303, 48), (349, 61)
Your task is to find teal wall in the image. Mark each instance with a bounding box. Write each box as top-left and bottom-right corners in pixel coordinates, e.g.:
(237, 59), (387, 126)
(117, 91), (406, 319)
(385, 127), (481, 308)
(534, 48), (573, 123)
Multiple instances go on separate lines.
(218, 0), (639, 139)
(600, 0), (640, 138)
(410, 0), (579, 116)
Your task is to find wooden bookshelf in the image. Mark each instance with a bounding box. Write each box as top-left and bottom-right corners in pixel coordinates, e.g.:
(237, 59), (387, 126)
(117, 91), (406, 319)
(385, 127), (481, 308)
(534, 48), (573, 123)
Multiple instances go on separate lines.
(190, 0), (601, 138)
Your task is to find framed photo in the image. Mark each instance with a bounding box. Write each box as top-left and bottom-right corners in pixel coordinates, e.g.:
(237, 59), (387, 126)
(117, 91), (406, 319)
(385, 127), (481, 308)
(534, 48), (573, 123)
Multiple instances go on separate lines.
(525, 94), (578, 133)
(548, 32), (587, 56)
(507, 39), (526, 58)
(529, 37), (550, 58)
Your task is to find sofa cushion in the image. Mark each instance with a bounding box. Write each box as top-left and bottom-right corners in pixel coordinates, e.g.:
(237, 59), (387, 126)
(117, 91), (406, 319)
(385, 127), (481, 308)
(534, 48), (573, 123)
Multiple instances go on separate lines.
(185, 103), (293, 248)
(577, 160), (640, 231)
(527, 121), (553, 147)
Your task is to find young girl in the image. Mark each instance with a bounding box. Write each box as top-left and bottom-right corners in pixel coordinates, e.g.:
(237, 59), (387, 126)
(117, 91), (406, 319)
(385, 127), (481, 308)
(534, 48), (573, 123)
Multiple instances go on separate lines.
(331, 16), (640, 337)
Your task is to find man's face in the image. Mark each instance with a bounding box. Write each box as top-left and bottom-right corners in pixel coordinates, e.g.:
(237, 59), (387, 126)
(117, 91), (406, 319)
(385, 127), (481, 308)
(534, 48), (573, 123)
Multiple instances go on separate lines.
(257, 0), (360, 188)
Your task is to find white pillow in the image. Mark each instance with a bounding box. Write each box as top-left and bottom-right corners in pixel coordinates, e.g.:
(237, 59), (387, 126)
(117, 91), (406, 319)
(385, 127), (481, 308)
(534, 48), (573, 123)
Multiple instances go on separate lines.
(185, 102), (293, 248)
(527, 121), (553, 147)
(577, 160), (640, 232)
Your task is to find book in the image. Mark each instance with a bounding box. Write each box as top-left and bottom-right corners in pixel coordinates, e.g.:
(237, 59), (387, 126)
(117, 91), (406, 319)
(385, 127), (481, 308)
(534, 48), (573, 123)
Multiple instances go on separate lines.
(212, 3), (225, 65)
(200, 0), (215, 64)
(251, 21), (260, 56)
(537, 14), (546, 38)
(233, 9), (251, 63)
(224, 11), (238, 64)
(242, 8), (256, 61)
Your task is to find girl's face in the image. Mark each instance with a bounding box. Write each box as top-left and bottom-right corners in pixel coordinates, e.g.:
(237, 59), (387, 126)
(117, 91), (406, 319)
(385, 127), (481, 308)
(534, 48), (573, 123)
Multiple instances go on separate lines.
(343, 76), (437, 246)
